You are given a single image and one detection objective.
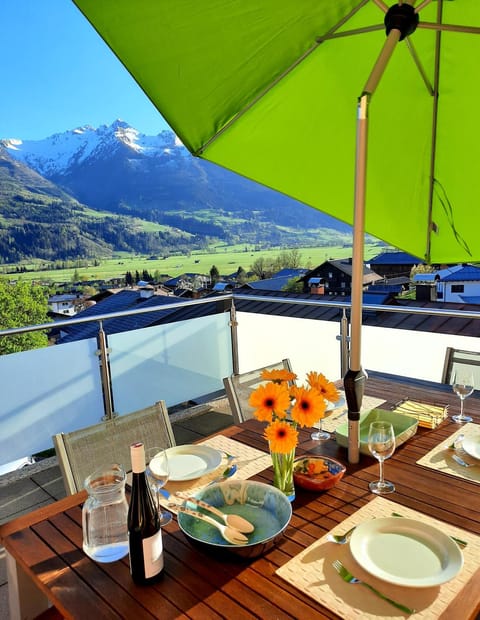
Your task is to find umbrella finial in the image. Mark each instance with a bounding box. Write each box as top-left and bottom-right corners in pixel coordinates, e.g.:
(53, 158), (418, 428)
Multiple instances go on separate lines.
(384, 3), (419, 40)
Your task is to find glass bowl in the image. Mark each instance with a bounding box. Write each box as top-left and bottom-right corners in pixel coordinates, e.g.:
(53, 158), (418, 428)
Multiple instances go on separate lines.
(293, 456), (346, 491)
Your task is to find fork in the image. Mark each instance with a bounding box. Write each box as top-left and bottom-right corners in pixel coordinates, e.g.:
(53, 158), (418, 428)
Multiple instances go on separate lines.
(332, 560), (416, 614)
(452, 453), (476, 468)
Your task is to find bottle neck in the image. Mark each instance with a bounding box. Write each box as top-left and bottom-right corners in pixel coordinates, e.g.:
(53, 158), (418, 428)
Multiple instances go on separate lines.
(130, 442), (146, 474)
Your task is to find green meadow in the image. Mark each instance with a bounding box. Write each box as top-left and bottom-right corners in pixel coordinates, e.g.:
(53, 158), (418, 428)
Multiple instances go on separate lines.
(1, 241), (387, 285)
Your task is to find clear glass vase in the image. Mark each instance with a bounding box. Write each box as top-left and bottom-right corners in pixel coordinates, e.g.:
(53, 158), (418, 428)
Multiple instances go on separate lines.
(270, 447), (296, 502)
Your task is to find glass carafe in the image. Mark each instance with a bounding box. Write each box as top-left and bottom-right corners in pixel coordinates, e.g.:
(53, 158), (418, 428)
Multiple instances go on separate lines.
(82, 463), (129, 563)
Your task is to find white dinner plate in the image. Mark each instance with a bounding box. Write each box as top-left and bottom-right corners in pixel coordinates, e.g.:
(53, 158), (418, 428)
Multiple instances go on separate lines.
(462, 435), (480, 460)
(349, 517), (463, 588)
(165, 445), (222, 481)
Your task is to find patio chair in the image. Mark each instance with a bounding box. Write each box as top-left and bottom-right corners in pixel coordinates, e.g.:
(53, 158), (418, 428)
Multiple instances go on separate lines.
(223, 359), (294, 424)
(441, 347), (480, 387)
(53, 401), (175, 494)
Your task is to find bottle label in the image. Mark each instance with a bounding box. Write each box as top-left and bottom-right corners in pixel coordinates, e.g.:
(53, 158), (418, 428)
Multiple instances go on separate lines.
(142, 530), (163, 578)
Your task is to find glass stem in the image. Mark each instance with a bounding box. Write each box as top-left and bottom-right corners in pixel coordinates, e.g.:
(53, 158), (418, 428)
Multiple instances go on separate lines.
(378, 457), (384, 485)
(460, 397), (465, 418)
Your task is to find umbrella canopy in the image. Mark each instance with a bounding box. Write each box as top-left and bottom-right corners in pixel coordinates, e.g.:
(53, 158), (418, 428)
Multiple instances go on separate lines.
(73, 0), (480, 265)
(72, 0), (480, 461)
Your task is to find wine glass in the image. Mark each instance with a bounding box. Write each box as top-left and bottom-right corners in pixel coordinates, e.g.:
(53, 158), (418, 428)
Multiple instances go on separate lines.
(367, 421), (395, 495)
(145, 447), (172, 526)
(451, 368), (474, 423)
(311, 413), (331, 441)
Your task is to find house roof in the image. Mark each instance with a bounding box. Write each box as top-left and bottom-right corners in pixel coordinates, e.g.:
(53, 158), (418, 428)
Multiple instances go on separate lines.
(369, 251), (423, 265)
(413, 265), (463, 282)
(230, 288), (480, 337)
(245, 275), (297, 291)
(272, 268), (308, 279)
(441, 264), (480, 282)
(301, 259), (382, 285)
(57, 290), (203, 343)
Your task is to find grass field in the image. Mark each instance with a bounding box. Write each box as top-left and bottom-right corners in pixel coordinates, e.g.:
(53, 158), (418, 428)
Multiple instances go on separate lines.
(1, 241), (388, 285)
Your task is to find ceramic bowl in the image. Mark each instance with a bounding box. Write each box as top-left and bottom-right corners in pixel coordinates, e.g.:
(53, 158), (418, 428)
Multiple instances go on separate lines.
(177, 480), (292, 559)
(293, 456), (346, 491)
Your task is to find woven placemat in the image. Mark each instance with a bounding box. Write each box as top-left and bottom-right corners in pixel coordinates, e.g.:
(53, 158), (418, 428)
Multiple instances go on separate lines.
(276, 496), (480, 619)
(161, 436), (271, 511)
(416, 423), (480, 484)
(321, 394), (386, 433)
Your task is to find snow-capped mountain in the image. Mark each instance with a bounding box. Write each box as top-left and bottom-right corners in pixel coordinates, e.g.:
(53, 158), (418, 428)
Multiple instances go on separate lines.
(1, 120), (352, 262)
(2, 119), (187, 177)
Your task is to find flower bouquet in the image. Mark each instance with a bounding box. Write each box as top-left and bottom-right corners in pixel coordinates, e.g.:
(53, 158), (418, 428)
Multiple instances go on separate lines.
(248, 368), (339, 501)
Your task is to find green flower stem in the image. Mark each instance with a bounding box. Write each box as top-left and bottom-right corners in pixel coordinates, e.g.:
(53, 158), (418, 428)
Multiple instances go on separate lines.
(270, 447), (296, 501)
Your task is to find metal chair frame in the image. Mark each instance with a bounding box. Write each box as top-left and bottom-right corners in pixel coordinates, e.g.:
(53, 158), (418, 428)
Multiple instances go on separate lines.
(223, 358), (293, 424)
(441, 346), (480, 387)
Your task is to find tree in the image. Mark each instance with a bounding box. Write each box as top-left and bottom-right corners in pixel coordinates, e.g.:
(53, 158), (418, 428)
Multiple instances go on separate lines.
(282, 277), (304, 293)
(0, 281), (52, 355)
(210, 265), (220, 284)
(236, 266), (247, 285)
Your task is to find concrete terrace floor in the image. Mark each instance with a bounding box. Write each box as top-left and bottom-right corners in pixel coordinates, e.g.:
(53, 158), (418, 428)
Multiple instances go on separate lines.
(0, 399), (234, 620)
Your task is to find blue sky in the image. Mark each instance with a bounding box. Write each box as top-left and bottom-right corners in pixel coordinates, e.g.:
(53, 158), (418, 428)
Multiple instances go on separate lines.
(0, 1), (170, 140)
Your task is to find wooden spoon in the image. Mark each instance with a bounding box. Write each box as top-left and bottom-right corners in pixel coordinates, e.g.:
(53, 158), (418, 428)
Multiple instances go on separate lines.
(185, 496), (254, 533)
(177, 506), (249, 545)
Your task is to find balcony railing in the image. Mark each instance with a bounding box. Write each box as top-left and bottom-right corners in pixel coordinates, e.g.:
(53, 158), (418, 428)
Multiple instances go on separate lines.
(1, 292), (479, 468)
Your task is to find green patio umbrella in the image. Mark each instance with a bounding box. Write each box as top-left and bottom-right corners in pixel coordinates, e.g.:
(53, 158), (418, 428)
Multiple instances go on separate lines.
(72, 0), (480, 462)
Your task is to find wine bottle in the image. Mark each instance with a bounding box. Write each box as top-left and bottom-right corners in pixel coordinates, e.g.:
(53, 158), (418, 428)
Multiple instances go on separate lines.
(128, 442), (164, 584)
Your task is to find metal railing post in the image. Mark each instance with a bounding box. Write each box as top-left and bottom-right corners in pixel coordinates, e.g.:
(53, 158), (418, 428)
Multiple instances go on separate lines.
(229, 299), (239, 375)
(96, 320), (115, 420)
(336, 308), (351, 378)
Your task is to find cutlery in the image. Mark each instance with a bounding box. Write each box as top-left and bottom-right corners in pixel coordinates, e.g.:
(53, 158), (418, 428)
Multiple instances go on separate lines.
(176, 506), (248, 545)
(452, 453), (476, 468)
(183, 496), (254, 533)
(390, 512), (467, 548)
(206, 463), (238, 486)
(332, 560), (415, 615)
(327, 524), (357, 544)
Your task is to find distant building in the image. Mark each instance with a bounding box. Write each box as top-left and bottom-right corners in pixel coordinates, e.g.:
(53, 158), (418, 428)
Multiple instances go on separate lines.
(368, 251), (423, 279)
(300, 259), (381, 295)
(48, 294), (83, 317)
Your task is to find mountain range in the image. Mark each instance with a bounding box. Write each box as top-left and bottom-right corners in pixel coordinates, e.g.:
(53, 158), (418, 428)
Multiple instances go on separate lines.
(0, 120), (352, 263)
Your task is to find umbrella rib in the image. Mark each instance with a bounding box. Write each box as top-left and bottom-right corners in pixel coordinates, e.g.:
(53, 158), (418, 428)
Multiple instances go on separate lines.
(425, 0), (443, 263)
(404, 38), (434, 95)
(195, 0), (372, 156)
(418, 22), (480, 35)
(316, 24), (384, 42)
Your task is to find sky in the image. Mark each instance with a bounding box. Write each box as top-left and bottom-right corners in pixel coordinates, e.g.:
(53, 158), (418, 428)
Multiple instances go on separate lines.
(0, 1), (170, 141)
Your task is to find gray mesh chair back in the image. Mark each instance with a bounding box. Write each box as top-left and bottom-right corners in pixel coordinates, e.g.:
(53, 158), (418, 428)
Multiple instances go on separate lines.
(441, 347), (480, 388)
(53, 401), (175, 495)
(223, 359), (293, 424)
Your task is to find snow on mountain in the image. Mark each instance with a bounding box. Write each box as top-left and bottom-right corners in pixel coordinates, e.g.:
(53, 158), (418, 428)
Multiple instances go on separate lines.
(1, 120), (186, 177)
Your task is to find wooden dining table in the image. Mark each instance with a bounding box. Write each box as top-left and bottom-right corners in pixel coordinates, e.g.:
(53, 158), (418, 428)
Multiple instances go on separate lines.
(2, 371), (480, 619)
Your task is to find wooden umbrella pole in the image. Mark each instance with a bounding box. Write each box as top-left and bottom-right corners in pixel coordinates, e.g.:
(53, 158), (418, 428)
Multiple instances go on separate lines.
(346, 27), (402, 464)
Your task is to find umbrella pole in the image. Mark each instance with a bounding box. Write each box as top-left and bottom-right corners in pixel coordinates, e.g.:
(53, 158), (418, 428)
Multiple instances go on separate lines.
(345, 28), (402, 464)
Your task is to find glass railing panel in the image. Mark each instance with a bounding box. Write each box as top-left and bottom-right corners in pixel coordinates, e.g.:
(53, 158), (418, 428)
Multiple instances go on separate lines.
(0, 338), (105, 467)
(236, 312), (342, 381)
(109, 313), (233, 413)
(362, 325), (480, 384)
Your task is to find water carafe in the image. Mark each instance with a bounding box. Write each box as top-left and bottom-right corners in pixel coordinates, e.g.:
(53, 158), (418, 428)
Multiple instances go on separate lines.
(82, 463), (129, 563)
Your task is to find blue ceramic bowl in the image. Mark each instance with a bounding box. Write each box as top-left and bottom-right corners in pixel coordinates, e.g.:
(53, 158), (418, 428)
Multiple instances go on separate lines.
(177, 480), (292, 559)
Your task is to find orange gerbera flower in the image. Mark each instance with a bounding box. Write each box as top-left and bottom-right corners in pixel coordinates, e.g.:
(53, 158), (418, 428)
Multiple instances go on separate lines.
(248, 382), (290, 422)
(260, 368), (297, 384)
(290, 386), (327, 427)
(306, 371), (340, 404)
(264, 419), (298, 453)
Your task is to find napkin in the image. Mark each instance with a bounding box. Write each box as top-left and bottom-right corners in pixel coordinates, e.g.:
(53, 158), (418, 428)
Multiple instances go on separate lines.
(392, 399), (448, 428)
